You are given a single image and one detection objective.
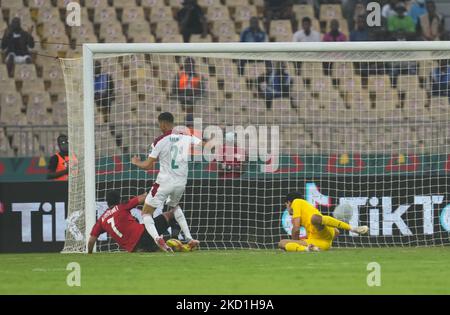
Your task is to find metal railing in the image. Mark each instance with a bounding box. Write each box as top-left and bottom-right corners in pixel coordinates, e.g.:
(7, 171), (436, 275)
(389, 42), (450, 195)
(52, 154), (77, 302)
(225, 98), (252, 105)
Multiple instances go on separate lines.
(0, 125), (68, 157)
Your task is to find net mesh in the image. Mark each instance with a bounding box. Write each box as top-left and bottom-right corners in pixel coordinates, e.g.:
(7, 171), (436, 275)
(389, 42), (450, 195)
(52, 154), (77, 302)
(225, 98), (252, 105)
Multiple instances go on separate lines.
(61, 48), (450, 253)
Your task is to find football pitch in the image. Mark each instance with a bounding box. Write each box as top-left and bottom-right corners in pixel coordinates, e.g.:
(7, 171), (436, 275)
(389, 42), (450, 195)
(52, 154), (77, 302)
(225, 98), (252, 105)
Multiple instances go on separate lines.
(1, 247), (449, 295)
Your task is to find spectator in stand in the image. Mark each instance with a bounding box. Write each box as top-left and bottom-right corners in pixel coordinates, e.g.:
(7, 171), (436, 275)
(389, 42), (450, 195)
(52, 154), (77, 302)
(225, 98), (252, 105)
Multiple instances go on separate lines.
(431, 59), (450, 101)
(171, 57), (205, 125)
(263, 0), (295, 33)
(292, 17), (321, 42)
(94, 61), (115, 123)
(177, 0), (208, 43)
(350, 15), (370, 41)
(409, 0), (427, 26)
(323, 19), (347, 75)
(387, 2), (416, 41)
(47, 135), (69, 181)
(419, 0), (443, 41)
(239, 17), (267, 76)
(292, 17), (321, 75)
(323, 19), (348, 42)
(382, 0), (399, 19)
(257, 61), (294, 110)
(1, 17), (35, 77)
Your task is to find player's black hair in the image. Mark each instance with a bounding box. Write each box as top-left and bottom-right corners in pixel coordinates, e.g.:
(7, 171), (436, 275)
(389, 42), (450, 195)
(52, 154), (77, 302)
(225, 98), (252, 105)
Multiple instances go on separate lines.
(106, 190), (121, 208)
(285, 192), (303, 203)
(158, 112), (174, 124)
(57, 134), (68, 144)
(302, 16), (312, 24)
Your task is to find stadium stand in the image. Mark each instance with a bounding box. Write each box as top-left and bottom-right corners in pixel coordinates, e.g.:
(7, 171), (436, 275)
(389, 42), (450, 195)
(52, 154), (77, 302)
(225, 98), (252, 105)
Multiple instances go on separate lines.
(0, 0), (449, 157)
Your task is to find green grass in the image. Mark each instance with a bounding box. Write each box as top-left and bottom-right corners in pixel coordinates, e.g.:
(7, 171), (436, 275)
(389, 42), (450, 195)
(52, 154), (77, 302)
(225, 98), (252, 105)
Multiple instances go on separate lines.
(1, 247), (449, 294)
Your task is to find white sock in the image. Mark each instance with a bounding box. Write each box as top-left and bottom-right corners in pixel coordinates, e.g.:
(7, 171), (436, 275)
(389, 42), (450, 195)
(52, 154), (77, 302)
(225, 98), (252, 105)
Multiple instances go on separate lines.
(143, 214), (159, 241)
(173, 206), (193, 241)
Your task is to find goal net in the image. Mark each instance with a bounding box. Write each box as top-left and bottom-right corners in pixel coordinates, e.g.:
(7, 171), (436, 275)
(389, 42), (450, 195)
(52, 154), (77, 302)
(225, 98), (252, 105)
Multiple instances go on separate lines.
(61, 42), (450, 253)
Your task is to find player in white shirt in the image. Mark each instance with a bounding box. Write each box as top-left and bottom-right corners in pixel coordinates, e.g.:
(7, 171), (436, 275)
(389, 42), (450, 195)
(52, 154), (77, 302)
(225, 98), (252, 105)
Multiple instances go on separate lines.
(131, 112), (202, 252)
(292, 17), (322, 42)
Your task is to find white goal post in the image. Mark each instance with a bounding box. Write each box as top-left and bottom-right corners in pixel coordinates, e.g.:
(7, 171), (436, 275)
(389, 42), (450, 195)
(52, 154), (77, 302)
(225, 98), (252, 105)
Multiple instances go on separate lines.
(61, 41), (450, 253)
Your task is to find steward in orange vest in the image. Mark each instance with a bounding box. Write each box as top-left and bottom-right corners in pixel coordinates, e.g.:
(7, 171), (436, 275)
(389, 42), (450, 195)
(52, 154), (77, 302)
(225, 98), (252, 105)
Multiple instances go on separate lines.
(47, 134), (69, 181)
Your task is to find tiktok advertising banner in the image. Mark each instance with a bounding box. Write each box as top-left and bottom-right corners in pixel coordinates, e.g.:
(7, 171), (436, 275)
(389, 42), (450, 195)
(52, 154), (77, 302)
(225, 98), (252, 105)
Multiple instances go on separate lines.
(0, 182), (68, 253)
(1, 177), (450, 252)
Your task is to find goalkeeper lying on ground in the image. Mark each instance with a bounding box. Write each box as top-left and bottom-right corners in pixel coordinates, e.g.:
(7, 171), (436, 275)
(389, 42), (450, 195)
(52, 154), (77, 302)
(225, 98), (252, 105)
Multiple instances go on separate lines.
(279, 192), (368, 252)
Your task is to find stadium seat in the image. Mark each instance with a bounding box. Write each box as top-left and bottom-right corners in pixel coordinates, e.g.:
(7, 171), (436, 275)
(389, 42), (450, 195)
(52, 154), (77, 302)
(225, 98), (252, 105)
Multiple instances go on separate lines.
(71, 25), (98, 44)
(274, 33), (294, 42)
(310, 76), (333, 94)
(0, 93), (23, 124)
(14, 64), (37, 81)
(233, 5), (257, 22)
(29, 0), (54, 9)
(22, 78), (46, 95)
(218, 34), (241, 43)
(269, 20), (293, 39)
(160, 34), (183, 43)
(212, 20), (236, 38)
(130, 33), (156, 43)
(114, 0), (138, 9)
(41, 21), (67, 38)
(397, 75), (420, 93)
(207, 5), (231, 21)
(374, 88), (399, 110)
(339, 76), (363, 93)
(319, 90), (345, 110)
(347, 91), (371, 110)
(149, 6), (174, 23)
(190, 34), (213, 42)
(155, 20), (180, 39)
(142, 0), (167, 9)
(127, 20), (150, 34)
(0, 64), (15, 88)
(293, 4), (315, 21)
(9, 9), (35, 32)
(367, 75), (392, 93)
(319, 4), (343, 21)
(26, 92), (52, 122)
(94, 7), (118, 24)
(199, 0), (222, 8)
(244, 62), (266, 80)
(85, 0), (109, 9)
(36, 7), (61, 23)
(121, 7), (145, 24)
(56, 0), (80, 8)
(168, 0), (184, 10)
(332, 62), (354, 79)
(99, 21), (124, 41)
(417, 60), (437, 79)
(403, 89), (427, 119)
(1, 0), (25, 10)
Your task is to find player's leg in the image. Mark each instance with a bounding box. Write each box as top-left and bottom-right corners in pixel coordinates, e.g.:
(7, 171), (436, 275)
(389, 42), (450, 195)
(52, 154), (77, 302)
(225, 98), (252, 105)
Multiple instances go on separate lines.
(142, 183), (172, 252)
(310, 214), (368, 235)
(278, 239), (316, 252)
(134, 213), (174, 253)
(167, 185), (200, 249)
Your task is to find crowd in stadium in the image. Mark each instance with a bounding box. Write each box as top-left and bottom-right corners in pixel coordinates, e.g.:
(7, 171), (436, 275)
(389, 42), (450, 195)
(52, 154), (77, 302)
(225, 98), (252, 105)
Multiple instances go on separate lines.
(0, 0), (449, 158)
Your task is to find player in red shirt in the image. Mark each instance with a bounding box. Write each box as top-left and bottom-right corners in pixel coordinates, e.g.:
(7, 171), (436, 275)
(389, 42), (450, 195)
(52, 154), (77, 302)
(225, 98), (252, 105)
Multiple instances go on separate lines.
(88, 190), (178, 253)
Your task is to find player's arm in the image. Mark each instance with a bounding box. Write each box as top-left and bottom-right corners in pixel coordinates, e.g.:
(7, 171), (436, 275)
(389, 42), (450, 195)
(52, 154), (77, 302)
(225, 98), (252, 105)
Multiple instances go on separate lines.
(122, 193), (148, 212)
(291, 217), (301, 240)
(87, 220), (104, 254)
(87, 236), (97, 254)
(131, 155), (157, 170)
